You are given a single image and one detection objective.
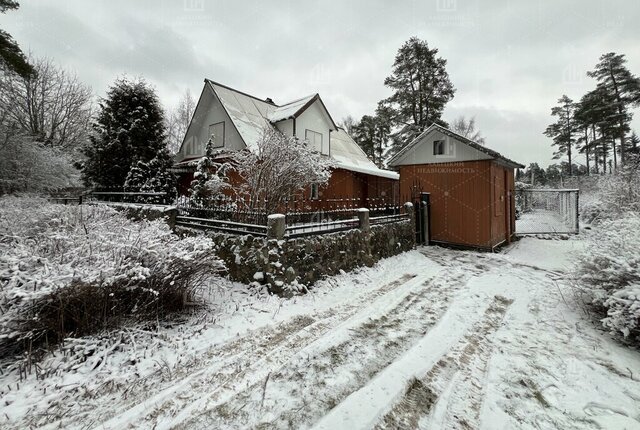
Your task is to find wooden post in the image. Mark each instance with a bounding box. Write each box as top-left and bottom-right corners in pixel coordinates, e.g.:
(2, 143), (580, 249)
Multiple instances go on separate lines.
(358, 208), (370, 233)
(267, 214), (286, 240)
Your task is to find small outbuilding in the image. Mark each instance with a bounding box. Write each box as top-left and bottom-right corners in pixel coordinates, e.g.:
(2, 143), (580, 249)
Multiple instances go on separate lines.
(388, 124), (524, 249)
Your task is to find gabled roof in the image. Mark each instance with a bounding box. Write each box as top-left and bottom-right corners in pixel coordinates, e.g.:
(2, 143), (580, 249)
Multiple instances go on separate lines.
(330, 128), (399, 180)
(205, 79), (337, 151)
(388, 123), (524, 169)
(206, 79), (277, 151)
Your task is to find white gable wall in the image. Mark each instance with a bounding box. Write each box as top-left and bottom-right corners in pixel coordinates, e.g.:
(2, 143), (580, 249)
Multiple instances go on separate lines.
(295, 100), (332, 155)
(390, 129), (492, 166)
(275, 118), (293, 136)
(176, 85), (246, 162)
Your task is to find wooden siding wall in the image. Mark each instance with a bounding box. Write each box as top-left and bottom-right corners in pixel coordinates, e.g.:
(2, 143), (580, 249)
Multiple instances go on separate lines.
(398, 161), (495, 248)
(177, 167), (398, 209)
(317, 169), (397, 203)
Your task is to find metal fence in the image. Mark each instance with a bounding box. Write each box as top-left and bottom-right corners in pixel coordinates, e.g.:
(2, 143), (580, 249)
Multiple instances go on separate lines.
(174, 196), (410, 238)
(175, 196), (402, 226)
(515, 188), (579, 234)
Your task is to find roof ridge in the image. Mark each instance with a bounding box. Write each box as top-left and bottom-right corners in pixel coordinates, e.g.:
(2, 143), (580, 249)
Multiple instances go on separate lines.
(205, 78), (277, 106)
(277, 93), (318, 107)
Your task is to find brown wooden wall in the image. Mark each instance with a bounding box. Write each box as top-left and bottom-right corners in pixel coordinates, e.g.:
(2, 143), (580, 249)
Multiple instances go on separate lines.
(319, 169), (397, 204)
(398, 160), (515, 249)
(177, 167), (398, 209)
(488, 163), (517, 247)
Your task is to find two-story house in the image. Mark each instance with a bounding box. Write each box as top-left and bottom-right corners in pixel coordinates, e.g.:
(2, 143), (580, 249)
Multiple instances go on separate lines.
(171, 79), (398, 206)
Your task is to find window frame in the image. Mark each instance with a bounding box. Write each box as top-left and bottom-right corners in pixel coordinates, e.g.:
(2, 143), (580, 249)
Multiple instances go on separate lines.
(310, 183), (319, 200)
(433, 139), (455, 157)
(305, 129), (326, 155)
(433, 139), (445, 155)
(208, 121), (225, 149)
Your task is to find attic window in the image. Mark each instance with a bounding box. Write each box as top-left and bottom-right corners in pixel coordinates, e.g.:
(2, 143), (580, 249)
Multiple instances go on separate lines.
(434, 139), (454, 156)
(305, 129), (327, 155)
(208, 122), (225, 148)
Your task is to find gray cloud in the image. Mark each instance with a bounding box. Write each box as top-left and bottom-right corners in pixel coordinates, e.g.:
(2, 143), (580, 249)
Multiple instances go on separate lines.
(1, 0), (639, 167)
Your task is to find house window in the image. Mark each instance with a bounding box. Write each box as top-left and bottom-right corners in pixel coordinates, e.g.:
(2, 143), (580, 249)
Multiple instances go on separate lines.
(433, 139), (454, 157)
(310, 183), (319, 200)
(305, 129), (327, 155)
(208, 121), (225, 148)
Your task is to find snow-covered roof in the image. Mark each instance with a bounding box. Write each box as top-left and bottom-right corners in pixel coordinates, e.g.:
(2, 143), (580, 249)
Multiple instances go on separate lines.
(330, 129), (399, 180)
(268, 94), (317, 122)
(388, 123), (524, 169)
(206, 80), (277, 151)
(206, 79), (339, 150)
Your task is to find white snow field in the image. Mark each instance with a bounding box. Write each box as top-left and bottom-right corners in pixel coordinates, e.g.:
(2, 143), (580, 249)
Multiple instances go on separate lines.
(2, 237), (640, 430)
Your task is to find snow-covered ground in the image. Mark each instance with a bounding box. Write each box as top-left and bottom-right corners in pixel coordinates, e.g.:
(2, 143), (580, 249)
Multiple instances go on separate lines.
(2, 237), (640, 429)
(516, 209), (576, 234)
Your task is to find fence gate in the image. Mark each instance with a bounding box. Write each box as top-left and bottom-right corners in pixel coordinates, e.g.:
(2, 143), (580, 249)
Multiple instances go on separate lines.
(515, 189), (579, 234)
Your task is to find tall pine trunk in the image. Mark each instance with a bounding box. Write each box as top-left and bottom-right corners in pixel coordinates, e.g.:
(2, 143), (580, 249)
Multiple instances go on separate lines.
(584, 128), (590, 175)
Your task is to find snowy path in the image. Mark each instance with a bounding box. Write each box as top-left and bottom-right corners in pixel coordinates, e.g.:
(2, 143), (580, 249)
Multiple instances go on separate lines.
(2, 238), (640, 429)
(516, 209), (574, 234)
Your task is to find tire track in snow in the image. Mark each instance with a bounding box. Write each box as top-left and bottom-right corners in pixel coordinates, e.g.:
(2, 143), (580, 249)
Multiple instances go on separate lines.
(374, 295), (513, 430)
(174, 270), (471, 430)
(86, 271), (433, 430)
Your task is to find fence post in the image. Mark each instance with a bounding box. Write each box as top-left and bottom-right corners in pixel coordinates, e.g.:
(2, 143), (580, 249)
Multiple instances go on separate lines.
(358, 208), (370, 233)
(403, 202), (418, 245)
(574, 190), (580, 234)
(267, 214), (286, 240)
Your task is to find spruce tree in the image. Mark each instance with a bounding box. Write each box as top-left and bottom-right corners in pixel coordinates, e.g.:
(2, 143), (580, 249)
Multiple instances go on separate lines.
(380, 37), (455, 157)
(83, 77), (167, 188)
(123, 149), (176, 203)
(189, 139), (229, 207)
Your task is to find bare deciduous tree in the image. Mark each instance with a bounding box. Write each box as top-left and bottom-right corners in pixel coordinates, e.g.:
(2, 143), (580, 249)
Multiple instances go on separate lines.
(0, 129), (80, 194)
(231, 127), (333, 214)
(0, 56), (92, 152)
(451, 115), (485, 145)
(165, 89), (196, 154)
(338, 115), (358, 136)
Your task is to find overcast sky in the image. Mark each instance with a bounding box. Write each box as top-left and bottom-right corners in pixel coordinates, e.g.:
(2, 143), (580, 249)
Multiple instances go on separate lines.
(2, 0), (639, 167)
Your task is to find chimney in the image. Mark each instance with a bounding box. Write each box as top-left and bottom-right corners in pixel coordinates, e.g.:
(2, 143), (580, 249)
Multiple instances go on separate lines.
(265, 97), (274, 104)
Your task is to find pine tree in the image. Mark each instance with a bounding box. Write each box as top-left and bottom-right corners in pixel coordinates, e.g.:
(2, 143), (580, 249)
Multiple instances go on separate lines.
(587, 53), (640, 164)
(83, 77), (167, 188)
(544, 95), (578, 175)
(0, 1), (34, 78)
(380, 37), (455, 157)
(353, 115), (377, 161)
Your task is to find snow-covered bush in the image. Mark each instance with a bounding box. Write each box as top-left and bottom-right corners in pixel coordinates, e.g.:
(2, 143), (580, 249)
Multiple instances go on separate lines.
(580, 160), (640, 224)
(0, 197), (222, 356)
(575, 212), (640, 340)
(0, 133), (80, 194)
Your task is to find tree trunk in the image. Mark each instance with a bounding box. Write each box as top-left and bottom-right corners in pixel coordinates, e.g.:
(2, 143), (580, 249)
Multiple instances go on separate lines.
(608, 66), (626, 164)
(592, 125), (599, 174)
(584, 128), (590, 175)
